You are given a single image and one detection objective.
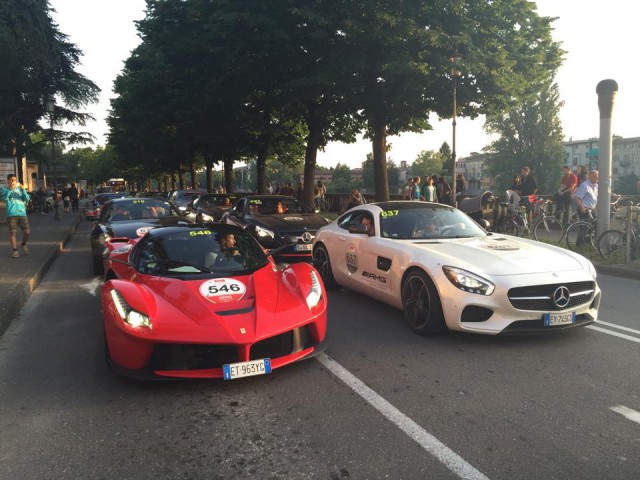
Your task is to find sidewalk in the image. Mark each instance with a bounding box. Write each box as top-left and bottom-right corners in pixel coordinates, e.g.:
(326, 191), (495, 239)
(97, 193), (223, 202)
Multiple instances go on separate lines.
(0, 206), (84, 337)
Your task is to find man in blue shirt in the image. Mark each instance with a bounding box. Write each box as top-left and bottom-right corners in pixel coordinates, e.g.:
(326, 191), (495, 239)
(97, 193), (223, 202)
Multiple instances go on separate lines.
(1, 174), (31, 258)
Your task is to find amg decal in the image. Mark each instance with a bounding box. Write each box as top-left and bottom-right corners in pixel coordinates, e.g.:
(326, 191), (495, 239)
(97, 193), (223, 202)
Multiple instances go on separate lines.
(362, 271), (387, 283)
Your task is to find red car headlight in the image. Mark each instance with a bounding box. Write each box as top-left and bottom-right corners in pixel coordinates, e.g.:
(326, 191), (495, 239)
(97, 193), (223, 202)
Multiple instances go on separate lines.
(306, 270), (323, 309)
(110, 289), (151, 328)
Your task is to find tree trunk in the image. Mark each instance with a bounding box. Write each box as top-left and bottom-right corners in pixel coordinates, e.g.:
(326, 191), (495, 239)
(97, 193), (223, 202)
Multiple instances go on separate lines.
(302, 115), (323, 209)
(372, 114), (390, 202)
(205, 154), (214, 193)
(190, 156), (198, 189)
(256, 143), (269, 194)
(223, 156), (234, 193)
(178, 163), (186, 190)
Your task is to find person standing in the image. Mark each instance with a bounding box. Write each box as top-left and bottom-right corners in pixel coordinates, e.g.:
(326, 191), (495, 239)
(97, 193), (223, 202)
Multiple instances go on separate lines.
(1, 174), (31, 258)
(554, 165), (578, 225)
(439, 176), (453, 205)
(68, 182), (79, 213)
(519, 166), (538, 222)
(573, 170), (598, 221)
(575, 165), (587, 186)
(412, 177), (421, 201)
(422, 177), (437, 202)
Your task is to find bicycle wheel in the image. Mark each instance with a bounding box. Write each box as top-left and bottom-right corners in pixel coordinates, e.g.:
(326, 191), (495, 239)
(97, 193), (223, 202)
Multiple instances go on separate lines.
(565, 222), (595, 251)
(495, 218), (519, 236)
(597, 229), (627, 260)
(533, 216), (565, 244)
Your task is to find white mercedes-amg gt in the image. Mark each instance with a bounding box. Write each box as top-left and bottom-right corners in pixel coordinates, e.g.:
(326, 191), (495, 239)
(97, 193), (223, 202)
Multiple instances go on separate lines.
(313, 201), (600, 335)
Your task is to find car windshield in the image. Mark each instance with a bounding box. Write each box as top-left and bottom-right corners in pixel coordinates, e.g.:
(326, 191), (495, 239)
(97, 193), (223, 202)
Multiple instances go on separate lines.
(247, 197), (313, 215)
(199, 195), (235, 207)
(106, 199), (178, 221)
(379, 204), (486, 240)
(136, 228), (269, 276)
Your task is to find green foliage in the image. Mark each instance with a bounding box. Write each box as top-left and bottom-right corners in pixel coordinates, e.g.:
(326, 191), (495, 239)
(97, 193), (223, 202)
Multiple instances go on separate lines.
(411, 150), (446, 179)
(614, 172), (640, 195)
(332, 163), (352, 184)
(485, 82), (565, 194)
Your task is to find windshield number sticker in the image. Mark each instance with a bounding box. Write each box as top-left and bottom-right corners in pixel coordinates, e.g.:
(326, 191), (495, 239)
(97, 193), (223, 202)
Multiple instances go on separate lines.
(381, 210), (399, 217)
(132, 199), (146, 204)
(189, 230), (211, 236)
(199, 278), (246, 304)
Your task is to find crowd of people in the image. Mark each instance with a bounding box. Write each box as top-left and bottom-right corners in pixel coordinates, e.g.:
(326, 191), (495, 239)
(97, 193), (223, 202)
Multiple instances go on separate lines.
(403, 174), (465, 206)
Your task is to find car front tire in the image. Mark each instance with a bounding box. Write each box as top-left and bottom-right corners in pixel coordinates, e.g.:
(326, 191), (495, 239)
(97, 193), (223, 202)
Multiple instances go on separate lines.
(313, 244), (337, 290)
(401, 269), (445, 335)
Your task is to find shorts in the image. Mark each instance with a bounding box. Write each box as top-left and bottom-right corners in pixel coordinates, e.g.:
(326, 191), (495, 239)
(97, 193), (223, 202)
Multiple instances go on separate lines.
(7, 216), (30, 234)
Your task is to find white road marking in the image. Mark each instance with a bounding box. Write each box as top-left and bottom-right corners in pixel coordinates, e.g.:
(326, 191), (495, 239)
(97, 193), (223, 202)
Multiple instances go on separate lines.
(594, 320), (640, 336)
(317, 353), (489, 480)
(610, 405), (640, 426)
(586, 325), (640, 344)
(79, 276), (103, 297)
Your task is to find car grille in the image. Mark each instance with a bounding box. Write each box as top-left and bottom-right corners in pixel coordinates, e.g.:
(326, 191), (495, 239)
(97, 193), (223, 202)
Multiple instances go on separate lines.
(150, 326), (312, 370)
(250, 326), (311, 360)
(508, 281), (596, 311)
(282, 230), (317, 244)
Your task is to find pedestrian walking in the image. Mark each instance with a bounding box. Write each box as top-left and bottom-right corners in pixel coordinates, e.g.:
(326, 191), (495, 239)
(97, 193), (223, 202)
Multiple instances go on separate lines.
(68, 182), (79, 212)
(519, 166), (538, 223)
(1, 174), (31, 258)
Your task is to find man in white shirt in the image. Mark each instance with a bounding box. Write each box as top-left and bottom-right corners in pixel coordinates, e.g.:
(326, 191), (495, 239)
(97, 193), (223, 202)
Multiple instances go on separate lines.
(573, 170), (598, 221)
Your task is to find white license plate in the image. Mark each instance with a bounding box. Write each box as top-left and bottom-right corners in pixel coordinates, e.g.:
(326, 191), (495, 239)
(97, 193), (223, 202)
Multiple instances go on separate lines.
(223, 358), (271, 380)
(294, 244), (312, 252)
(543, 311), (576, 326)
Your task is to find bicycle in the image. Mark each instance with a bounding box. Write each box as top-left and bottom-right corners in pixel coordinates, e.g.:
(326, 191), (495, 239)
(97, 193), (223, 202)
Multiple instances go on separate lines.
(531, 199), (565, 244)
(597, 204), (639, 260)
(316, 195), (331, 213)
(565, 211), (597, 252)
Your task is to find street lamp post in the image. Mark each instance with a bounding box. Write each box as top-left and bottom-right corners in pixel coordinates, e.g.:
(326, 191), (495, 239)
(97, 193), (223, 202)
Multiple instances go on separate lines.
(450, 53), (461, 206)
(44, 95), (55, 190)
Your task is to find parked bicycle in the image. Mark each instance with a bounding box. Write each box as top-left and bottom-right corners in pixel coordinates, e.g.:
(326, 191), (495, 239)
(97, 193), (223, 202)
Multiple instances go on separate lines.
(597, 203), (639, 260)
(565, 210), (597, 252)
(531, 199), (565, 244)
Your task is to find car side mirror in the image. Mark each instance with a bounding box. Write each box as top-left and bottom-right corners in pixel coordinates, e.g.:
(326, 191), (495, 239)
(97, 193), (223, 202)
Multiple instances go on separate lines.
(477, 219), (491, 230)
(348, 224), (369, 235)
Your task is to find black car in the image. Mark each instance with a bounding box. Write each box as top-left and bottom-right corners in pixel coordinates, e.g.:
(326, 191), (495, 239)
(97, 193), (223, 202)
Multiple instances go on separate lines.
(183, 193), (237, 223)
(89, 197), (192, 275)
(221, 195), (330, 261)
(168, 189), (206, 213)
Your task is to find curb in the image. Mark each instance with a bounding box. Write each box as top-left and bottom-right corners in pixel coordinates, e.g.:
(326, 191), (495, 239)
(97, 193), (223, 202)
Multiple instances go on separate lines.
(0, 214), (83, 338)
(595, 263), (640, 281)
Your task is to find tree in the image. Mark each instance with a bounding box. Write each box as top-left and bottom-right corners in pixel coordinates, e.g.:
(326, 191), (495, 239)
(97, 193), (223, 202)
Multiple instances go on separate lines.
(485, 82), (565, 195)
(613, 172), (639, 195)
(332, 163), (352, 184)
(439, 142), (453, 178)
(0, 0), (99, 181)
(411, 150), (446, 179)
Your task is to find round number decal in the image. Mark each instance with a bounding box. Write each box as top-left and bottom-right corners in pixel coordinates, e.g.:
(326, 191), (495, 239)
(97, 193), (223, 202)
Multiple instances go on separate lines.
(199, 278), (246, 304)
(136, 226), (153, 237)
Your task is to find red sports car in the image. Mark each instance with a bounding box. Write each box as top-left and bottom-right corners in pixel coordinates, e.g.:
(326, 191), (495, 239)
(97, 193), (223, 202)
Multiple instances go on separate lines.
(101, 224), (327, 379)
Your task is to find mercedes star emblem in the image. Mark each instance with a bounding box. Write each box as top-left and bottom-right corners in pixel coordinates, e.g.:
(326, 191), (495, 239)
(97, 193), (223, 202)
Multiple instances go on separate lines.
(301, 232), (313, 243)
(552, 286), (570, 308)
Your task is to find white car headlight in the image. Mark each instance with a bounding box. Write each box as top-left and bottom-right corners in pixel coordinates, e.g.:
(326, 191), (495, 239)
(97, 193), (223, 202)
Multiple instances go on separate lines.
(110, 289), (151, 328)
(255, 225), (275, 239)
(178, 206), (187, 211)
(98, 232), (111, 246)
(201, 213), (214, 222)
(442, 266), (495, 296)
(306, 270), (323, 309)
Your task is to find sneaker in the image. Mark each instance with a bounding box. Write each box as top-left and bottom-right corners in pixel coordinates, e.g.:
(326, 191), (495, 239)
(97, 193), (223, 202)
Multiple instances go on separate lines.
(11, 250), (19, 258)
(21, 244), (29, 255)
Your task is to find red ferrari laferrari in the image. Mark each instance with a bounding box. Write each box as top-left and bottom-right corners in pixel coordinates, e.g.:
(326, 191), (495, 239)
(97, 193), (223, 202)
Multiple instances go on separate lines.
(101, 224), (327, 379)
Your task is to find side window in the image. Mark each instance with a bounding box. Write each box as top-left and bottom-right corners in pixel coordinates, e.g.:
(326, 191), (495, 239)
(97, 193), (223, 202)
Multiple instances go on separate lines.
(337, 212), (356, 230)
(234, 198), (246, 214)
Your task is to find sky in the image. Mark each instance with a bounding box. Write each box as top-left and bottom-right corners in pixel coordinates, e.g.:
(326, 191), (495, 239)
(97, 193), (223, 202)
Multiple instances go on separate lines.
(49, 0), (640, 170)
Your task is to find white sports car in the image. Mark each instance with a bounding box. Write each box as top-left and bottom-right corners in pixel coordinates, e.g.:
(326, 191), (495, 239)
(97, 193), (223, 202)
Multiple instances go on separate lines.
(312, 201), (600, 335)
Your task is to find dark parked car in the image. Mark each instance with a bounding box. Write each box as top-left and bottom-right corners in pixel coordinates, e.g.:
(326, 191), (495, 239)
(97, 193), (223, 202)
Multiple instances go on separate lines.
(221, 195), (330, 261)
(89, 197), (192, 275)
(168, 189), (206, 213)
(184, 193), (237, 223)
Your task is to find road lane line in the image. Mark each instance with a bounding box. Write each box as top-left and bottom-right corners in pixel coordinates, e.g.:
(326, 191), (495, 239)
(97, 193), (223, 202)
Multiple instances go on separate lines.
(317, 352), (489, 480)
(595, 320), (640, 336)
(586, 325), (640, 344)
(610, 405), (640, 426)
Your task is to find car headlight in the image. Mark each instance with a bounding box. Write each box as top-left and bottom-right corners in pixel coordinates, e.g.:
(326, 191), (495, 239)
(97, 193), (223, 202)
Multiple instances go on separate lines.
(255, 225), (275, 239)
(178, 206), (187, 211)
(110, 289), (151, 328)
(201, 213), (214, 222)
(442, 266), (495, 296)
(98, 232), (111, 246)
(306, 270), (323, 309)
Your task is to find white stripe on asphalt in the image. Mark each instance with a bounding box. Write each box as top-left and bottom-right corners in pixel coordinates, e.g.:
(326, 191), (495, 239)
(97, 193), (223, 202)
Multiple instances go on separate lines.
(610, 405), (640, 426)
(595, 320), (640, 336)
(586, 325), (640, 344)
(317, 352), (489, 480)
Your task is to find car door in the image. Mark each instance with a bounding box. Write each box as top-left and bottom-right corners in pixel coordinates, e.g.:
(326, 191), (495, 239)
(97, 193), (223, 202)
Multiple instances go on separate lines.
(223, 198), (247, 228)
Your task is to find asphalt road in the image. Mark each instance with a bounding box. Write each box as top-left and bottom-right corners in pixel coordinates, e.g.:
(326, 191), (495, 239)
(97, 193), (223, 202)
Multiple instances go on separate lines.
(1, 221), (638, 480)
